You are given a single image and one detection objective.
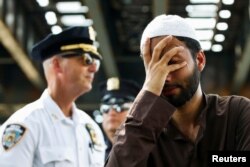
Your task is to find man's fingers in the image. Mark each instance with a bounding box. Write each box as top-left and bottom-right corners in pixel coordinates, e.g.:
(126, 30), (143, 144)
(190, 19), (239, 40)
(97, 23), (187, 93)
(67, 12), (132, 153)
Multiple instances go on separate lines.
(160, 46), (184, 65)
(168, 61), (187, 72)
(142, 38), (151, 68)
(151, 35), (173, 63)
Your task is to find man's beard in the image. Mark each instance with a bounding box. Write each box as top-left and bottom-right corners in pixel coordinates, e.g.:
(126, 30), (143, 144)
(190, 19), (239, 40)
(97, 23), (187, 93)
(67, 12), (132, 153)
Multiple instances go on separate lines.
(161, 64), (200, 107)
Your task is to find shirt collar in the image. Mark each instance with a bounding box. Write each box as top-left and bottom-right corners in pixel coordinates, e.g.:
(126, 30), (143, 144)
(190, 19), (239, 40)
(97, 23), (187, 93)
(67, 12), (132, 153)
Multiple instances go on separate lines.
(71, 103), (86, 124)
(166, 92), (209, 141)
(41, 89), (78, 123)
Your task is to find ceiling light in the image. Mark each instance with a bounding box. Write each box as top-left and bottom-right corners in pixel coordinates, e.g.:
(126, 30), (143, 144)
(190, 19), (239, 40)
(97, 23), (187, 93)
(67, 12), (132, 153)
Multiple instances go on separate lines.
(36, 0), (49, 7)
(200, 41), (212, 51)
(6, 13), (14, 26)
(212, 44), (223, 52)
(45, 11), (57, 25)
(51, 25), (62, 34)
(219, 10), (231, 19)
(56, 2), (89, 13)
(216, 22), (228, 31)
(196, 30), (214, 40)
(185, 18), (216, 29)
(186, 5), (218, 13)
(188, 12), (216, 17)
(222, 0), (234, 5)
(214, 34), (225, 42)
(61, 15), (93, 26)
(190, 0), (219, 3)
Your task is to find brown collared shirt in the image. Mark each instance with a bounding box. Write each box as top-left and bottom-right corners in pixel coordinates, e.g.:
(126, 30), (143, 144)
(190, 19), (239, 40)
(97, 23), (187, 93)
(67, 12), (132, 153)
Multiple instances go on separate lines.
(105, 90), (250, 167)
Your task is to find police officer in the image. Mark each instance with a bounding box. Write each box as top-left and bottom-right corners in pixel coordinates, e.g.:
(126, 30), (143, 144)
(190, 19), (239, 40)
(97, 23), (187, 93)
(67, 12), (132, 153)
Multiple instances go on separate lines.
(99, 77), (140, 158)
(0, 26), (105, 166)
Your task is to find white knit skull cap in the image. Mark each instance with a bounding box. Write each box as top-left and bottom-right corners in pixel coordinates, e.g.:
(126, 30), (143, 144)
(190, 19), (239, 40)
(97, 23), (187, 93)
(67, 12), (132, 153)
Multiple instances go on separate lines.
(140, 14), (200, 51)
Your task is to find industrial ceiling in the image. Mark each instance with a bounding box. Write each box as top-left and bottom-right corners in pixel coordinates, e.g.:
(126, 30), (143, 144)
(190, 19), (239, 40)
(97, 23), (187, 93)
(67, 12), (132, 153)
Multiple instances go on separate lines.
(0, 0), (250, 123)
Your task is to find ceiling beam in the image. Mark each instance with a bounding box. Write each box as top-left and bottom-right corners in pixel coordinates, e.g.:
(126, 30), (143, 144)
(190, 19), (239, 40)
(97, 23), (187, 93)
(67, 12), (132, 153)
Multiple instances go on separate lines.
(152, 0), (169, 17)
(231, 33), (250, 93)
(0, 20), (45, 89)
(83, 0), (119, 78)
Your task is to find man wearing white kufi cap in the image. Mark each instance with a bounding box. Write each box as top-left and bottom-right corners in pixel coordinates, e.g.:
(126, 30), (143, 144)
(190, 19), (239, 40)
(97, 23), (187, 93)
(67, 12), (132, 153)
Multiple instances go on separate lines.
(105, 14), (250, 167)
(140, 15), (200, 51)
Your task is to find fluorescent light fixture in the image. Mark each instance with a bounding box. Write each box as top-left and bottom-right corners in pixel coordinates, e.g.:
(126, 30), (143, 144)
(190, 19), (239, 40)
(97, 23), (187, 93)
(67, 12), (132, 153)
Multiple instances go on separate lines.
(214, 34), (225, 42)
(45, 11), (57, 25)
(196, 30), (214, 40)
(56, 2), (89, 13)
(185, 18), (216, 29)
(200, 41), (212, 50)
(36, 0), (49, 7)
(6, 13), (14, 26)
(51, 25), (62, 34)
(186, 4), (217, 17)
(222, 0), (234, 5)
(186, 5), (218, 13)
(188, 11), (216, 17)
(212, 44), (223, 52)
(216, 22), (228, 31)
(61, 15), (93, 26)
(190, 0), (219, 3)
(219, 10), (231, 19)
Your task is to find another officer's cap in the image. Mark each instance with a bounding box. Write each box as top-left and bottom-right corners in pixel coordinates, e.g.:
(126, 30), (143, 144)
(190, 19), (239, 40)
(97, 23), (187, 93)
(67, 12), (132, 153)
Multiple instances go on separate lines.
(100, 77), (141, 104)
(31, 26), (102, 62)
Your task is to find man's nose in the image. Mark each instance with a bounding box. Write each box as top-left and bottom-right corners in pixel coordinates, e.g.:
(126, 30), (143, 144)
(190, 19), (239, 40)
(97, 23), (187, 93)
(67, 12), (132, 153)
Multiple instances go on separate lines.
(107, 108), (118, 115)
(88, 62), (99, 72)
(165, 73), (173, 82)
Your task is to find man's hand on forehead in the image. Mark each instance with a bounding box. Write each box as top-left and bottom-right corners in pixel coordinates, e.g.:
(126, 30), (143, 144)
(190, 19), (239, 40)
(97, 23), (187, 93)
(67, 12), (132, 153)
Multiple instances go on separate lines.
(142, 35), (187, 96)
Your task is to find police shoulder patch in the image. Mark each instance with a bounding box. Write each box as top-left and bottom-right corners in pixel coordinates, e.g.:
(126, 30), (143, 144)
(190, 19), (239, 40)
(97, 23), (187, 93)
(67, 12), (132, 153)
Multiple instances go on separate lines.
(2, 124), (27, 151)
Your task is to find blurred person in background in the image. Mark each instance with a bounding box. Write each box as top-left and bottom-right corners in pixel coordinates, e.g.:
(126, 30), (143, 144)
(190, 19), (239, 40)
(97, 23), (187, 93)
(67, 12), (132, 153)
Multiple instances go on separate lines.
(0, 26), (106, 167)
(105, 14), (250, 167)
(99, 77), (140, 159)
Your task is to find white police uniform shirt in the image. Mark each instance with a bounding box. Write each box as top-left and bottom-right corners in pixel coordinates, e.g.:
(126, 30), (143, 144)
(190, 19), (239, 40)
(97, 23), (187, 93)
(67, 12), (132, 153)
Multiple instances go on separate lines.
(0, 89), (105, 167)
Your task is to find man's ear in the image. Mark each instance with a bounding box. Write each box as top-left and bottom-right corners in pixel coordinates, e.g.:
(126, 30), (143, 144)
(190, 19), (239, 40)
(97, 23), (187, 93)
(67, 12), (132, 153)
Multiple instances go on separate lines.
(196, 51), (206, 72)
(51, 57), (62, 73)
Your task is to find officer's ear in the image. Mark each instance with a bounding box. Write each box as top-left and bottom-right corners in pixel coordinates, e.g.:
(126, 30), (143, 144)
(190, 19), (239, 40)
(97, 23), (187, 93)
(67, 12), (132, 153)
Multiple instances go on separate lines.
(196, 51), (206, 72)
(51, 56), (63, 73)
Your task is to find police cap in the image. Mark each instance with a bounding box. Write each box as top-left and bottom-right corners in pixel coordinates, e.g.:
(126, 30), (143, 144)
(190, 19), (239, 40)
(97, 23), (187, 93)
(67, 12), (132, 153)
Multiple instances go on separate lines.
(31, 26), (102, 62)
(99, 77), (141, 104)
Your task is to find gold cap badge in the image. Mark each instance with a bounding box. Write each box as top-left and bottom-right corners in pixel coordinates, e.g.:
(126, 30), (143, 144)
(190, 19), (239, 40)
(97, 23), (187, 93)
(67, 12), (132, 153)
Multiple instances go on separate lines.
(107, 77), (120, 91)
